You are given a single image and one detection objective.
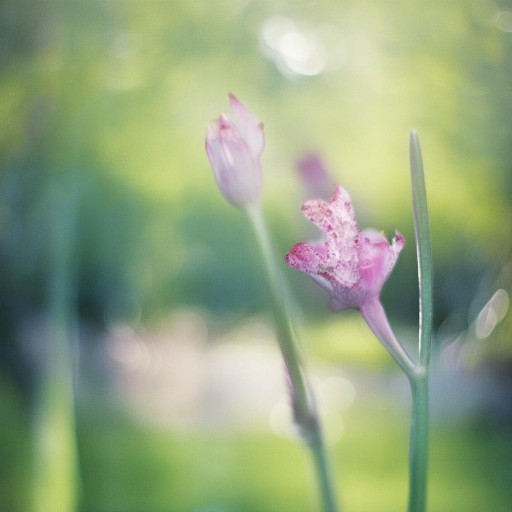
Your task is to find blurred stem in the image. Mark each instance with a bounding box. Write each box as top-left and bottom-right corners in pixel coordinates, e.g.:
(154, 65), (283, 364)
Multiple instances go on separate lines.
(33, 306), (79, 512)
(32, 180), (80, 512)
(309, 427), (340, 512)
(246, 204), (340, 512)
(245, 205), (308, 415)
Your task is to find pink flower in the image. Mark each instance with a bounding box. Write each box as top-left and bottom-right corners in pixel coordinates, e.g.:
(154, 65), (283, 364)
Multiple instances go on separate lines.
(205, 94), (264, 207)
(285, 185), (405, 311)
(286, 184), (415, 375)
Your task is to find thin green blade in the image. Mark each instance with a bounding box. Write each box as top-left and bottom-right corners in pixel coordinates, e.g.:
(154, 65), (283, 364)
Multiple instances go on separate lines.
(409, 131), (433, 367)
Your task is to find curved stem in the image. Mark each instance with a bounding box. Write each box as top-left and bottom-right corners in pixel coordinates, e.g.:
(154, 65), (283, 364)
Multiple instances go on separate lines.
(360, 297), (417, 379)
(246, 204), (340, 512)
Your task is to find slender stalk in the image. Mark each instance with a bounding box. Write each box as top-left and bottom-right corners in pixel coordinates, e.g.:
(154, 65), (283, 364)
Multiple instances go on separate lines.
(360, 132), (433, 512)
(33, 305), (79, 512)
(407, 372), (429, 512)
(407, 131), (433, 512)
(246, 204), (340, 512)
(309, 427), (340, 512)
(361, 296), (430, 512)
(246, 205), (309, 419)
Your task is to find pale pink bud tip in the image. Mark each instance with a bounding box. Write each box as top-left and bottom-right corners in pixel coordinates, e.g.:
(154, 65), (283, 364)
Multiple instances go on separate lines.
(205, 95), (264, 207)
(285, 185), (405, 311)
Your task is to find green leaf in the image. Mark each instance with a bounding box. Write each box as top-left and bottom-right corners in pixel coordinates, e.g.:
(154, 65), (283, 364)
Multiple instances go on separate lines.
(409, 131), (433, 367)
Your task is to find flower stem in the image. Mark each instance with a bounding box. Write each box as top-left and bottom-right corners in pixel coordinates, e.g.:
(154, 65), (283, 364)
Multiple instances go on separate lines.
(408, 131), (433, 512)
(360, 297), (416, 379)
(246, 204), (340, 512)
(309, 427), (340, 512)
(407, 371), (429, 512)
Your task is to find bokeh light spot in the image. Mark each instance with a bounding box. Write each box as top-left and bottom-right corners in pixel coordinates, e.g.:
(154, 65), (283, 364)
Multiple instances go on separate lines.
(260, 16), (344, 77)
(475, 288), (509, 339)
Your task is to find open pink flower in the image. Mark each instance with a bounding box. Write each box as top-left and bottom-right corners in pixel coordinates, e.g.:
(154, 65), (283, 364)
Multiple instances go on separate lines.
(205, 94), (264, 207)
(286, 184), (416, 374)
(285, 185), (404, 311)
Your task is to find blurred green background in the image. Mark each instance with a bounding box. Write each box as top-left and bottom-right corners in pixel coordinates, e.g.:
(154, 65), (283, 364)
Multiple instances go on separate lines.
(1, 0), (512, 511)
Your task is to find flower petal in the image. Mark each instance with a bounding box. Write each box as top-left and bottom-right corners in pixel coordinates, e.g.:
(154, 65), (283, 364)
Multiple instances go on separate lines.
(285, 242), (328, 275)
(229, 94), (264, 158)
(358, 229), (405, 296)
(301, 186), (360, 288)
(285, 183), (405, 312)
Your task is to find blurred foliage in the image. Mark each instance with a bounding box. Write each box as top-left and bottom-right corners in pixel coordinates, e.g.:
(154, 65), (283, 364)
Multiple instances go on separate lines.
(1, 0), (511, 332)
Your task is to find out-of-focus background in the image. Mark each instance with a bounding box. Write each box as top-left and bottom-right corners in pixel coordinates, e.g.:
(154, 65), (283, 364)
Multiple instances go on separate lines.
(1, 1), (511, 511)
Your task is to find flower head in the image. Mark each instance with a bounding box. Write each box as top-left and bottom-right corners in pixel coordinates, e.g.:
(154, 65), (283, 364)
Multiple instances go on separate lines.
(285, 185), (404, 311)
(205, 94), (264, 207)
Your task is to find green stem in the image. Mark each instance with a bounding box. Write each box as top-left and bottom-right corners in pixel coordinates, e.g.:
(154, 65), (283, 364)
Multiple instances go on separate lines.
(246, 205), (309, 418)
(407, 371), (429, 512)
(408, 131), (433, 512)
(246, 204), (340, 512)
(309, 428), (340, 512)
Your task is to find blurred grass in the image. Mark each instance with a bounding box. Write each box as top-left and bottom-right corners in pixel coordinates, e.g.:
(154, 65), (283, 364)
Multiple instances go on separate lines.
(303, 313), (418, 370)
(4, 375), (510, 512)
(74, 396), (511, 512)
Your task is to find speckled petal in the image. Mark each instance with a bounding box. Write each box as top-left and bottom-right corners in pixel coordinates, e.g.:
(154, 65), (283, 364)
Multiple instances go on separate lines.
(301, 186), (360, 288)
(285, 242), (328, 275)
(285, 183), (405, 312)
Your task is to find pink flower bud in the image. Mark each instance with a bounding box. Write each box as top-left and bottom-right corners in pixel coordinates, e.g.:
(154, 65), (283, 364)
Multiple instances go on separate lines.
(285, 185), (404, 311)
(205, 94), (264, 207)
